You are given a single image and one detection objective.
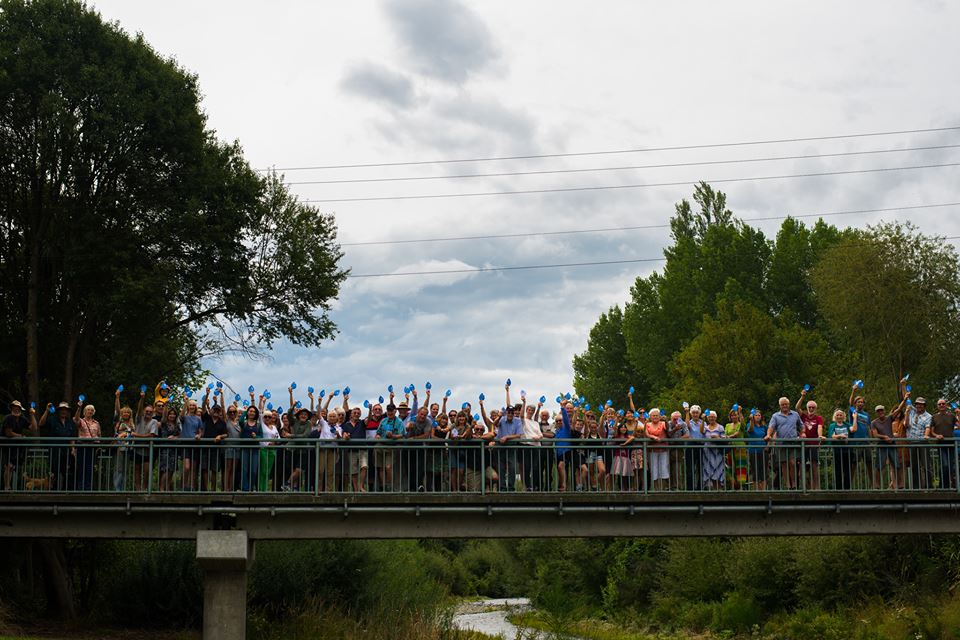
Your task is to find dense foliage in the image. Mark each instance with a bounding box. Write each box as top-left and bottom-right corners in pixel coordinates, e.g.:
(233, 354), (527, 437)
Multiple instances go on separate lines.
(0, 0), (347, 408)
(574, 182), (960, 412)
(4, 536), (960, 638)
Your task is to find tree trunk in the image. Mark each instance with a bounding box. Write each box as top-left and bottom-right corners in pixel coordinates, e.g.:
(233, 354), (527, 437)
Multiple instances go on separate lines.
(63, 321), (79, 401)
(25, 229), (40, 402)
(37, 540), (77, 620)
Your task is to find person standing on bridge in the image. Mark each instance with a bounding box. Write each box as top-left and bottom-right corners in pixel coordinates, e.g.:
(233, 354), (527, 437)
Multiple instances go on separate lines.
(870, 395), (907, 491)
(796, 390), (825, 491)
(156, 405), (181, 492)
(925, 399), (958, 489)
(198, 393), (228, 491)
(376, 403), (404, 491)
(905, 397), (932, 489)
(765, 397), (802, 491)
(130, 391), (159, 491)
(2, 400), (38, 491)
(74, 399), (101, 491)
(828, 409), (854, 490)
(682, 404), (705, 491)
(702, 411), (726, 490)
(180, 395), (203, 491)
(645, 409), (668, 491)
(340, 394), (368, 493)
(283, 389), (317, 492)
(747, 409), (768, 490)
(848, 384), (873, 490)
(41, 401), (76, 491)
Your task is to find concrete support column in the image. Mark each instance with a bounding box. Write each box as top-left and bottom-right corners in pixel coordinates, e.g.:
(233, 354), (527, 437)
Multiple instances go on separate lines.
(196, 530), (253, 640)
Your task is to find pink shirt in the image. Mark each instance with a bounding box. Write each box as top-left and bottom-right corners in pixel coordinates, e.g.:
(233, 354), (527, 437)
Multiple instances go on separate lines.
(77, 418), (101, 439)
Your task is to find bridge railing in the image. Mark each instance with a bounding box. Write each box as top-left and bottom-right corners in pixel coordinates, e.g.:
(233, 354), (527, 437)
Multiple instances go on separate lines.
(1, 437), (957, 494)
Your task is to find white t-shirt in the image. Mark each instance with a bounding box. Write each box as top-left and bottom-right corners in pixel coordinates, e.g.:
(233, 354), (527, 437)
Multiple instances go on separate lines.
(522, 418), (543, 445)
(260, 421), (279, 446)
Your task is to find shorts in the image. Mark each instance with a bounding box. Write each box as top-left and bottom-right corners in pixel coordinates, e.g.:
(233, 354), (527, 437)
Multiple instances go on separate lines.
(585, 452), (602, 465)
(875, 444), (900, 469)
(374, 448), (394, 468)
(349, 451), (368, 474)
(2, 444), (27, 468)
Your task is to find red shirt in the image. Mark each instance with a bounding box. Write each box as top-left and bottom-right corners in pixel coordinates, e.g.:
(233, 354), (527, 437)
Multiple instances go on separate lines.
(800, 414), (824, 439)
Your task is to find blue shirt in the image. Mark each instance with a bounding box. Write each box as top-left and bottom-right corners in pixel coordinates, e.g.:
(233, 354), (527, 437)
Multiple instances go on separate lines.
(768, 410), (802, 439)
(376, 416), (405, 441)
(497, 416), (524, 439)
(747, 424), (767, 453)
(181, 414), (202, 439)
(555, 408), (573, 455)
(849, 406), (870, 439)
(686, 419), (705, 440)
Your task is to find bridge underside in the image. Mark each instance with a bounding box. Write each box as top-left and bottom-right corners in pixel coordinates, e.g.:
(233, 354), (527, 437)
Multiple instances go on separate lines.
(3, 492), (960, 538)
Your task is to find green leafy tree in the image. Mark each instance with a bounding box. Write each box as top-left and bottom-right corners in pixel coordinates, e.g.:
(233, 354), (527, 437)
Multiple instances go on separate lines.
(572, 305), (641, 406)
(0, 0), (347, 407)
(809, 221), (960, 399)
(0, 0), (346, 618)
(662, 297), (833, 413)
(622, 183), (770, 395)
(765, 218), (847, 327)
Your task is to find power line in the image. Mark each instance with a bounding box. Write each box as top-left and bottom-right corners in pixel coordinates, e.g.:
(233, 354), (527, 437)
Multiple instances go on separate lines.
(339, 202), (960, 247)
(304, 162), (960, 204)
(346, 235), (960, 278)
(287, 144), (960, 186)
(263, 125), (960, 172)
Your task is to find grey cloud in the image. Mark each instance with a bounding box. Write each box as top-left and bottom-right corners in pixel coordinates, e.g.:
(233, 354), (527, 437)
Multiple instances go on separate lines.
(382, 0), (499, 83)
(340, 62), (416, 108)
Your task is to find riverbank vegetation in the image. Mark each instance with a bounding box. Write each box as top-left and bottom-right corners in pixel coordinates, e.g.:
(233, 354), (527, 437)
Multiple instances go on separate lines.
(5, 536), (960, 638)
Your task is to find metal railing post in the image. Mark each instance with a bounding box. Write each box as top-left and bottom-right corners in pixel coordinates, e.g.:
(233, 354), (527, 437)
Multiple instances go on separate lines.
(480, 441), (486, 496)
(147, 441), (154, 495)
(799, 439), (806, 493)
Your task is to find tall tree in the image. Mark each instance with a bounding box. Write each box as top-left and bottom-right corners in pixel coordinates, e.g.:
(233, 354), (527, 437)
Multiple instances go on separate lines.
(0, 0), (347, 408)
(0, 0), (347, 617)
(809, 221), (960, 399)
(662, 297), (834, 414)
(622, 182), (770, 394)
(572, 305), (641, 407)
(765, 217), (847, 327)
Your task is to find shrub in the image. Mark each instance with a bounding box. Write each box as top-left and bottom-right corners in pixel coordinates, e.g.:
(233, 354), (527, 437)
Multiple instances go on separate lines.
(713, 591), (761, 633)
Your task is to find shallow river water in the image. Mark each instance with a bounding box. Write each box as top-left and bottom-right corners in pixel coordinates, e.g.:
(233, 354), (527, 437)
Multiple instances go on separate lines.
(452, 598), (534, 638)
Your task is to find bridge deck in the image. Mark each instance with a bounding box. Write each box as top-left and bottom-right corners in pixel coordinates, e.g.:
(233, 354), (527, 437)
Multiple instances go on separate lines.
(2, 491), (959, 539)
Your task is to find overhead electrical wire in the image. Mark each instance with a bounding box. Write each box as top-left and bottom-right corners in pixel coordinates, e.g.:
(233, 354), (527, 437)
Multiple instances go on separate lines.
(346, 235), (960, 278)
(340, 202), (960, 247)
(303, 162), (960, 204)
(261, 125), (960, 172)
(287, 144), (960, 186)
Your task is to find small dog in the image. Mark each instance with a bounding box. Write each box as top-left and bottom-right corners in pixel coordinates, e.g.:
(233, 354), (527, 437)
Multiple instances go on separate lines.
(22, 472), (53, 491)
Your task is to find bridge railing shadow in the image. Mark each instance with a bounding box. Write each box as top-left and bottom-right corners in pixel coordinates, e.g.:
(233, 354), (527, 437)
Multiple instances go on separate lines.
(1, 438), (956, 495)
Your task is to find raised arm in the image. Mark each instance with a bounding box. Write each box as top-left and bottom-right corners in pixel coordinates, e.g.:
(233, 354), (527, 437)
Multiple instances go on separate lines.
(505, 383), (511, 409)
(137, 388), (146, 421)
(479, 397), (493, 429)
(795, 388), (807, 415)
(73, 399), (83, 425)
(848, 381), (859, 410)
(628, 391), (636, 413)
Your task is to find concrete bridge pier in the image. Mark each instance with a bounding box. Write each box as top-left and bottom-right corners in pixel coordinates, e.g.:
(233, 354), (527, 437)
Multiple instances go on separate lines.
(196, 530), (253, 640)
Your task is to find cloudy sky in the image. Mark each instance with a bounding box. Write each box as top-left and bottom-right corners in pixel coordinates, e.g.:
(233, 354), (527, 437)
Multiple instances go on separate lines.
(93, 0), (960, 408)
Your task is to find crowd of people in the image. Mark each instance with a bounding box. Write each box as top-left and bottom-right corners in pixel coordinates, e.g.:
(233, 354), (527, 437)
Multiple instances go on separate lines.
(3, 377), (960, 493)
